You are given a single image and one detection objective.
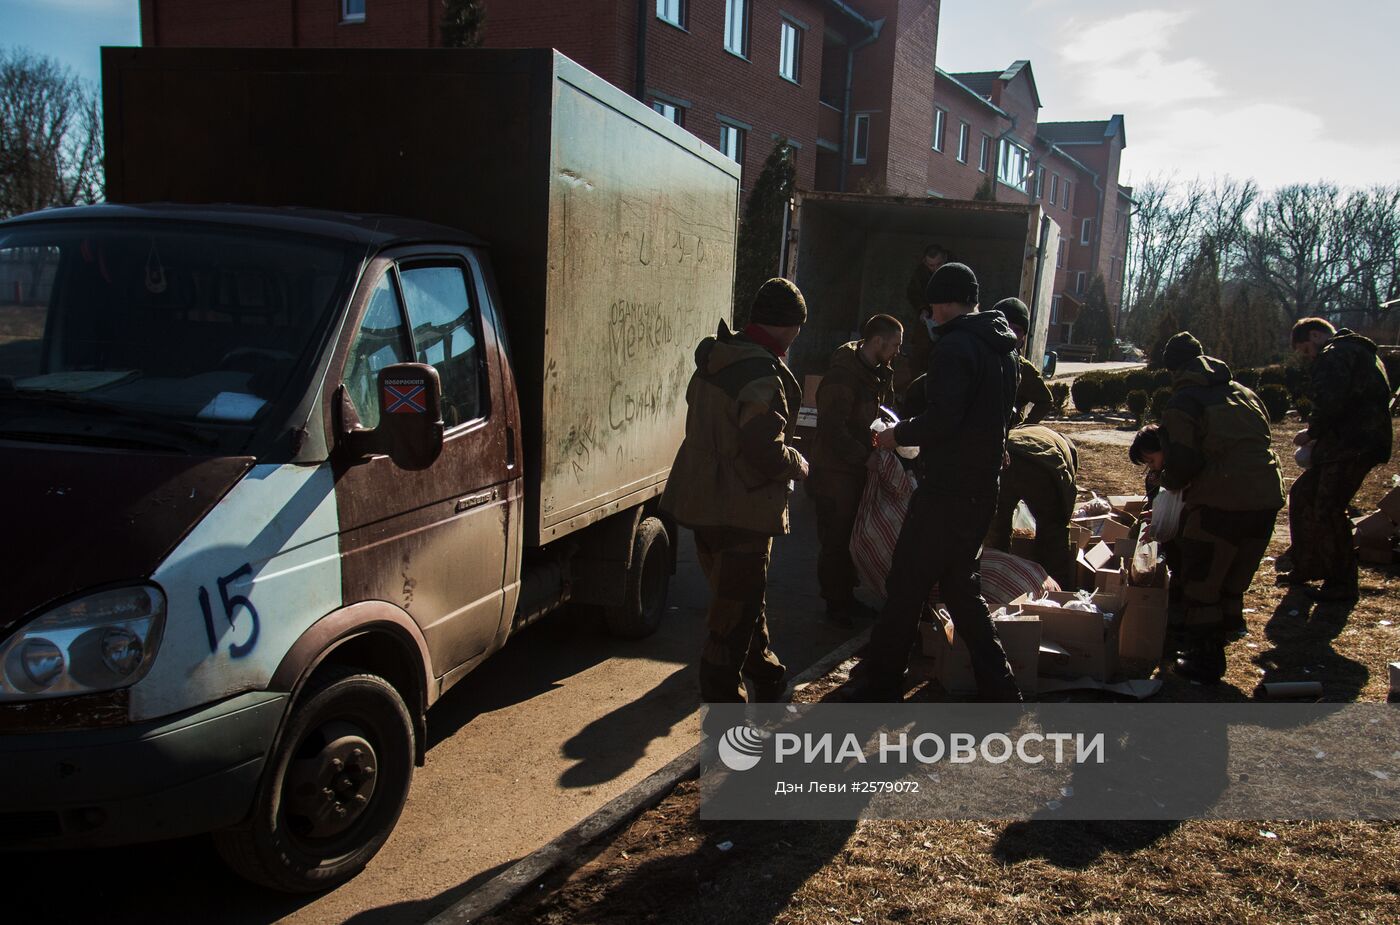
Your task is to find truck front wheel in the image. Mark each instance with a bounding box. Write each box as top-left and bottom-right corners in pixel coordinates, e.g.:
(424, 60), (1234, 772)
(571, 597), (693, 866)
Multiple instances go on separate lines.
(604, 516), (671, 638)
(214, 667), (414, 892)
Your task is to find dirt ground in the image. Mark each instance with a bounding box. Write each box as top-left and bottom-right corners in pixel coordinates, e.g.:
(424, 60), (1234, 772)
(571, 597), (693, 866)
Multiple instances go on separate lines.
(481, 414), (1400, 925)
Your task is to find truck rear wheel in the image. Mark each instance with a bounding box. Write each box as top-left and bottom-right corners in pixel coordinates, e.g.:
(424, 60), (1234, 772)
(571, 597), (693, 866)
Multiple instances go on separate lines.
(604, 516), (671, 638)
(214, 667), (414, 893)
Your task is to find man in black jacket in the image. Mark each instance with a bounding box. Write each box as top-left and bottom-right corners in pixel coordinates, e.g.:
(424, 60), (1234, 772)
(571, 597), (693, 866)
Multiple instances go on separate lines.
(839, 263), (1023, 702)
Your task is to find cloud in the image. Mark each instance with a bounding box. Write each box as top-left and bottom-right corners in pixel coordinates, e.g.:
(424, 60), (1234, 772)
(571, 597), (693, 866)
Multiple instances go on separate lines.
(1122, 101), (1400, 191)
(1058, 9), (1221, 107)
(1060, 10), (1193, 64)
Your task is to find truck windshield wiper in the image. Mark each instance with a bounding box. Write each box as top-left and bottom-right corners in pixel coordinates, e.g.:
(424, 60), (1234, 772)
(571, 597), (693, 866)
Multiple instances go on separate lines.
(0, 389), (221, 449)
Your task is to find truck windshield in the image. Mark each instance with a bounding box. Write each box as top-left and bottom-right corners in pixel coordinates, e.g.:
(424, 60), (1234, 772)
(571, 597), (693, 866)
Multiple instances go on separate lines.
(0, 222), (357, 453)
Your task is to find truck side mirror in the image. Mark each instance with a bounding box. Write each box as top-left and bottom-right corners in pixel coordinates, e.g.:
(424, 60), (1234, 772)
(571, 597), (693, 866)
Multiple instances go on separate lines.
(338, 363), (445, 470)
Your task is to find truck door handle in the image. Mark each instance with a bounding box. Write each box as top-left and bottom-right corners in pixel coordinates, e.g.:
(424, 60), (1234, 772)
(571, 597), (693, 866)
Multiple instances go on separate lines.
(456, 488), (500, 513)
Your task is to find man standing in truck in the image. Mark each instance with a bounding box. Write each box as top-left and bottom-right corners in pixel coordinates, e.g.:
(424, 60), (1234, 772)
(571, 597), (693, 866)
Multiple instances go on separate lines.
(662, 279), (810, 703)
(809, 313), (903, 627)
(895, 243), (951, 398)
(839, 263), (1023, 702)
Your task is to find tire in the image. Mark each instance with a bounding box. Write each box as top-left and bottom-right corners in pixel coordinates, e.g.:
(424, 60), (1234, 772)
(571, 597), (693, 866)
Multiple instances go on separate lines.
(604, 516), (671, 639)
(214, 667), (415, 893)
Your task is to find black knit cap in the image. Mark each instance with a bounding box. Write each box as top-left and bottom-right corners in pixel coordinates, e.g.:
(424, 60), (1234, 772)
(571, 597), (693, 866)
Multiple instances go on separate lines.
(994, 297), (1030, 332)
(925, 262), (979, 307)
(1162, 331), (1204, 371)
(750, 278), (807, 326)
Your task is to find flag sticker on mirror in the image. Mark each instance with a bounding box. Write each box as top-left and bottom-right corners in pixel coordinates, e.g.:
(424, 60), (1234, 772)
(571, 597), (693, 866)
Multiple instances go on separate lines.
(384, 380), (427, 414)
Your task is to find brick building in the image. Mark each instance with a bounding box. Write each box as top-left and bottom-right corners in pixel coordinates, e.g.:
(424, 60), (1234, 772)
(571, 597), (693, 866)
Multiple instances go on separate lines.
(137, 0), (1131, 344)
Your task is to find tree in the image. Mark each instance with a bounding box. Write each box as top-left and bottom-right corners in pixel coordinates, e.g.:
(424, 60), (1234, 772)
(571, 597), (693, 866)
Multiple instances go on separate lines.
(440, 0), (486, 48)
(1147, 307), (1181, 369)
(972, 174), (996, 201)
(1072, 274), (1115, 361)
(0, 49), (103, 218)
(732, 138), (795, 327)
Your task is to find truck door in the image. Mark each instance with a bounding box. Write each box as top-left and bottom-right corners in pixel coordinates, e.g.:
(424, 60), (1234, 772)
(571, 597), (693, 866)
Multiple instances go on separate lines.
(331, 251), (512, 676)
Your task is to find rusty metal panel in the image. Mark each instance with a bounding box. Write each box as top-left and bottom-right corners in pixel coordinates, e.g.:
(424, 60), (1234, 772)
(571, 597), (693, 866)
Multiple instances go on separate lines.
(536, 60), (739, 540)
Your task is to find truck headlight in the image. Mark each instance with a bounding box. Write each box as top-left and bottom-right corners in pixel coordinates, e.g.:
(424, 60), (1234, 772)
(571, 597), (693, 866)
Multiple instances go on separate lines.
(1, 586), (165, 700)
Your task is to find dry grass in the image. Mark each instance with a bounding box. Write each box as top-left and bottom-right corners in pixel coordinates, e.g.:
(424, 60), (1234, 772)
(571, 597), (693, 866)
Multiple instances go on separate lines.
(483, 415), (1400, 925)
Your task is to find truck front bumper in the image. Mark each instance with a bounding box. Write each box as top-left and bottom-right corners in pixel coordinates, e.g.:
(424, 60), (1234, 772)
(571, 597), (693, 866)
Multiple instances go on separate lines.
(0, 691), (286, 849)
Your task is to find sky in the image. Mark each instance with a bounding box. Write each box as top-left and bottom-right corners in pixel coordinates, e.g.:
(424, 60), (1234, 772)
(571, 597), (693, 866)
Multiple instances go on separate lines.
(937, 0), (1400, 192)
(1, 0), (1396, 192)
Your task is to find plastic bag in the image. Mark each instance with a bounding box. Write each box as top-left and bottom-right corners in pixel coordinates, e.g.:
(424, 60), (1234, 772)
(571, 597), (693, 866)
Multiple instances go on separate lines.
(1073, 493), (1111, 519)
(1294, 442), (1314, 470)
(1150, 488), (1184, 542)
(1011, 500), (1037, 536)
(870, 417), (919, 460)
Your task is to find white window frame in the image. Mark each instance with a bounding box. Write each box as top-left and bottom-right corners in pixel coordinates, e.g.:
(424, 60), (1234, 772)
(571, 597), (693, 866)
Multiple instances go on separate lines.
(1076, 271), (1087, 293)
(341, 0), (365, 23)
(1050, 295), (1062, 325)
(851, 113), (870, 165)
(978, 134), (991, 172)
(651, 99), (684, 127)
(1049, 173), (1059, 206)
(719, 123), (745, 167)
(997, 138), (1029, 192)
(657, 0), (685, 29)
(1063, 180), (1072, 209)
(1057, 240), (1066, 268)
(723, 0), (749, 57)
(1035, 166), (1045, 200)
(932, 108), (946, 152)
(1081, 218), (1092, 245)
(779, 21), (802, 84)
(956, 121), (969, 163)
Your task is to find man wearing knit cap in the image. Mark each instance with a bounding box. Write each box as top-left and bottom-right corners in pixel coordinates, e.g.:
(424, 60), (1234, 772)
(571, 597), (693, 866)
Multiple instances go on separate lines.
(1157, 331), (1283, 682)
(662, 278), (809, 702)
(993, 297), (1055, 426)
(839, 262), (1023, 702)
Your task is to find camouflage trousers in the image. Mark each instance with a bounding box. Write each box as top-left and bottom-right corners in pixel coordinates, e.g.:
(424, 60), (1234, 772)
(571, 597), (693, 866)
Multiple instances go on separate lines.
(1288, 457), (1374, 585)
(1177, 505), (1277, 631)
(987, 461), (1075, 590)
(693, 527), (786, 702)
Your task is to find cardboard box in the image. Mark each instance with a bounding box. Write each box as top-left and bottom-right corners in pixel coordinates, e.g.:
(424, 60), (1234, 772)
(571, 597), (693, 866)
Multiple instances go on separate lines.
(1010, 591), (1123, 682)
(1072, 513), (1133, 545)
(1353, 511), (1396, 544)
(1380, 487), (1400, 525)
(1119, 585), (1170, 674)
(1357, 542), (1395, 565)
(1010, 534), (1037, 560)
(1389, 662), (1400, 698)
(919, 614), (1042, 695)
(1108, 495), (1148, 519)
(795, 375), (822, 433)
(1069, 522), (1095, 552)
(1077, 541), (1125, 593)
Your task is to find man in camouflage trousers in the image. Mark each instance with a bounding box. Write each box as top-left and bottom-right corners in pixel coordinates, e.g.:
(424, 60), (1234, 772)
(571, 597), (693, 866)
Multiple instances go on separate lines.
(662, 279), (810, 702)
(809, 313), (902, 626)
(1284, 317), (1394, 603)
(1158, 332), (1284, 683)
(987, 424), (1079, 588)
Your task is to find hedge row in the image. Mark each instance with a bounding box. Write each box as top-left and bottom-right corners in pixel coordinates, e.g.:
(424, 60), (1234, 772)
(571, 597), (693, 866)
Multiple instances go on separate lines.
(1070, 363), (1314, 422)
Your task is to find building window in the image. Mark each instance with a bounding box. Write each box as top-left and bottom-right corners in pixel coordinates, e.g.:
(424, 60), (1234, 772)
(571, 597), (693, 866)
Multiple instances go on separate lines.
(719, 123), (745, 167)
(1076, 271), (1086, 294)
(1049, 173), (1059, 206)
(997, 138), (1029, 192)
(1035, 166), (1045, 200)
(341, 0), (365, 23)
(1063, 181), (1072, 209)
(650, 99), (684, 127)
(779, 21), (802, 83)
(1057, 240), (1066, 268)
(978, 135), (991, 172)
(851, 113), (870, 165)
(724, 0), (749, 56)
(1050, 295), (1062, 325)
(657, 0), (685, 28)
(956, 121), (969, 163)
(931, 108), (946, 152)
(1081, 218), (1092, 245)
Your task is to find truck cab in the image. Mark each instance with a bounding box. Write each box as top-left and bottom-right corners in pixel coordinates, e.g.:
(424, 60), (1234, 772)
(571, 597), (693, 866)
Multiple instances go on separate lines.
(0, 204), (526, 890)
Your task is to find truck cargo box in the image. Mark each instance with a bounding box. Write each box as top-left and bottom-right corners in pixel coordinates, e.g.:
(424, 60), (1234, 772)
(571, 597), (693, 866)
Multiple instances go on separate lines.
(784, 191), (1058, 378)
(101, 47), (740, 545)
